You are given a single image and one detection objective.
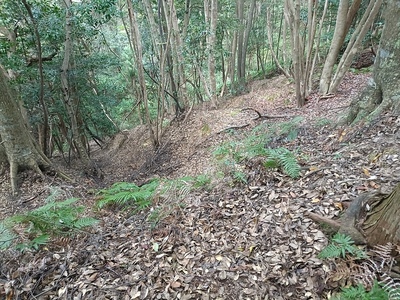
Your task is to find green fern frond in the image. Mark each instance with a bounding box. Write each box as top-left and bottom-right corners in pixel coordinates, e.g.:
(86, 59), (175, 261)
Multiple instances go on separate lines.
(332, 282), (389, 300)
(233, 171), (248, 184)
(73, 217), (99, 229)
(319, 243), (343, 259)
(319, 233), (366, 259)
(7, 198), (97, 250)
(16, 234), (50, 251)
(97, 180), (159, 209)
(0, 222), (16, 249)
(264, 147), (301, 178)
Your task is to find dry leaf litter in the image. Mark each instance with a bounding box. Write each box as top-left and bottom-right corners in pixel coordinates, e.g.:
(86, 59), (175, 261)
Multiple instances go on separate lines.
(1, 73), (399, 299)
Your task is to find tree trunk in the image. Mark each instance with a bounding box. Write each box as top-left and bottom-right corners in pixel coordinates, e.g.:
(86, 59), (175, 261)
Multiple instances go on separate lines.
(326, 0), (383, 94)
(164, 0), (189, 109)
(342, 0), (400, 124)
(319, 0), (362, 94)
(22, 0), (50, 157)
(60, 0), (92, 169)
(362, 184), (400, 245)
(266, 9), (290, 78)
(307, 0), (400, 246)
(307, 184), (400, 246)
(236, 0), (256, 85)
(204, 0), (218, 108)
(0, 66), (50, 194)
(236, 0), (244, 82)
(126, 0), (158, 147)
(285, 0), (305, 107)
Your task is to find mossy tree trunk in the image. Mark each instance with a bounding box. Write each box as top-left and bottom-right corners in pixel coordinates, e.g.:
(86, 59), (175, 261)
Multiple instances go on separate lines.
(306, 184), (400, 246)
(308, 1), (400, 246)
(0, 66), (51, 194)
(361, 184), (400, 245)
(343, 0), (400, 124)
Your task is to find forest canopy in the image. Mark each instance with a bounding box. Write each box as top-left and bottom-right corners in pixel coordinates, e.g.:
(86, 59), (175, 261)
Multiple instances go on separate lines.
(0, 0), (383, 154)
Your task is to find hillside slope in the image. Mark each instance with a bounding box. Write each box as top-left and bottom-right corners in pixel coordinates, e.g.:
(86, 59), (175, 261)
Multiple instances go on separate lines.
(2, 72), (399, 299)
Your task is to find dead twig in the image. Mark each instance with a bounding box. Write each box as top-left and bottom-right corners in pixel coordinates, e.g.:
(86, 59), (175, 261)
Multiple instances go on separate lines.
(318, 93), (335, 101)
(217, 124), (250, 134)
(241, 107), (293, 120)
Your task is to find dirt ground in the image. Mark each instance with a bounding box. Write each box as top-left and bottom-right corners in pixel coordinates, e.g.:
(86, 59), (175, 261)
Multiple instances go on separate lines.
(1, 72), (400, 299)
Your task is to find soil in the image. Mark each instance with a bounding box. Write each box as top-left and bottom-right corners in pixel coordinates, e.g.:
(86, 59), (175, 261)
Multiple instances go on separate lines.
(1, 72), (400, 299)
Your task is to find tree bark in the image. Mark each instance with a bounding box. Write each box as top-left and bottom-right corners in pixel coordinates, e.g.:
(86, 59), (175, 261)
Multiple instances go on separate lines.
(126, 0), (158, 147)
(0, 66), (50, 194)
(236, 0), (256, 85)
(307, 184), (400, 246)
(22, 0), (50, 156)
(285, 0), (304, 107)
(342, 0), (400, 124)
(164, 0), (189, 109)
(362, 184), (400, 245)
(327, 0), (383, 94)
(60, 0), (92, 169)
(204, 0), (218, 108)
(319, 0), (362, 94)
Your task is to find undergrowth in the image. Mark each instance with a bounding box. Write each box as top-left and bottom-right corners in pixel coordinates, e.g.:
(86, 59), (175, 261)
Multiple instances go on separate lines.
(97, 175), (211, 226)
(96, 179), (159, 210)
(320, 235), (400, 300)
(319, 233), (366, 259)
(213, 117), (303, 181)
(332, 282), (389, 300)
(0, 197), (98, 251)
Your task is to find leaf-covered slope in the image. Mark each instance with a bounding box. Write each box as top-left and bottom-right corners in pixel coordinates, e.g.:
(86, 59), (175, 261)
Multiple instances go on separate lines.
(3, 72), (400, 299)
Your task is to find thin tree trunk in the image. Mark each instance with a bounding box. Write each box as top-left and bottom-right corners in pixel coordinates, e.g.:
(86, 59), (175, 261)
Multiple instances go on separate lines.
(329, 0), (383, 93)
(285, 0), (304, 107)
(241, 0), (256, 79)
(164, 0), (189, 109)
(266, 9), (290, 78)
(308, 0), (329, 92)
(126, 0), (158, 147)
(204, 0), (218, 108)
(60, 0), (92, 168)
(319, 0), (362, 94)
(22, 0), (49, 156)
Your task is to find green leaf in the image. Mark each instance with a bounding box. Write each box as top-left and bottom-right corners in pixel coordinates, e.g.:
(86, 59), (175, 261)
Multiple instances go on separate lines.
(0, 222), (16, 249)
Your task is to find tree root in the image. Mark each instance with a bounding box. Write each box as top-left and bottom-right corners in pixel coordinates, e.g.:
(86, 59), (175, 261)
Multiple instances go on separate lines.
(9, 157), (74, 195)
(306, 190), (396, 245)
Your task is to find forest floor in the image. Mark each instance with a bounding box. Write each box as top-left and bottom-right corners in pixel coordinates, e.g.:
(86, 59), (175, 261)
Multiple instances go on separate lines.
(1, 72), (400, 299)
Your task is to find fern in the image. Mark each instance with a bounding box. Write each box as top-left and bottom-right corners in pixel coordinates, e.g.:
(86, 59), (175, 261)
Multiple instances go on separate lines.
(332, 282), (389, 300)
(0, 222), (16, 249)
(16, 234), (50, 251)
(192, 174), (211, 189)
(213, 120), (302, 181)
(6, 198), (98, 250)
(96, 179), (159, 209)
(233, 171), (248, 184)
(73, 217), (99, 229)
(264, 147), (301, 178)
(146, 175), (211, 226)
(270, 116), (303, 138)
(319, 233), (366, 259)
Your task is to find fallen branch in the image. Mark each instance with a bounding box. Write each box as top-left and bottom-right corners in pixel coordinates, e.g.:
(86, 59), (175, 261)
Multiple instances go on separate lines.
(318, 93), (335, 101)
(241, 107), (293, 120)
(217, 123), (250, 134)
